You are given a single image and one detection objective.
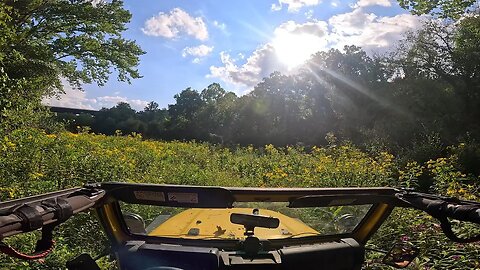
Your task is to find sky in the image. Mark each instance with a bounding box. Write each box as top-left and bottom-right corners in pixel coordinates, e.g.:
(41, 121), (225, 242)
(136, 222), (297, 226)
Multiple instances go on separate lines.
(44, 0), (424, 111)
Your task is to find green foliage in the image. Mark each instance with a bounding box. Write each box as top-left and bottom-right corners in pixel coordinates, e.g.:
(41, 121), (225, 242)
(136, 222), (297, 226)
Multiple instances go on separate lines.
(0, 128), (395, 193)
(401, 133), (445, 164)
(2, 0), (143, 88)
(368, 209), (480, 269)
(397, 0), (477, 19)
(0, 0), (143, 130)
(0, 129), (478, 268)
(452, 142), (480, 177)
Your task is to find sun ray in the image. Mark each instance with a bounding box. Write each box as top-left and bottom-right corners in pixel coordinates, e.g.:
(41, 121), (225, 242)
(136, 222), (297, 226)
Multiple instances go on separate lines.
(307, 61), (413, 119)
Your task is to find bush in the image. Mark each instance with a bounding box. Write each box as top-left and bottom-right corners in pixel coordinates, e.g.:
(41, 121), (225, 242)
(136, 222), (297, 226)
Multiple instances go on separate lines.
(450, 139), (480, 177)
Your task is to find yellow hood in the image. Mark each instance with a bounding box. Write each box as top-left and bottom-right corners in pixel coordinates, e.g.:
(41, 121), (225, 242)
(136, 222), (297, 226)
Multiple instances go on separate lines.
(149, 208), (319, 240)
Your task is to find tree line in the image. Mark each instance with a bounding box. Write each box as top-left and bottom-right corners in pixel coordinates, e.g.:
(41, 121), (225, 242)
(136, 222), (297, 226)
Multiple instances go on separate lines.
(58, 16), (480, 162)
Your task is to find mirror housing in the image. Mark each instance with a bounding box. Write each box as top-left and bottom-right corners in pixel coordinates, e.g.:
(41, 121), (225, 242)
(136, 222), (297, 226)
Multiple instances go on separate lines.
(230, 213), (279, 236)
(230, 213), (280, 229)
(123, 213), (146, 234)
(382, 243), (419, 268)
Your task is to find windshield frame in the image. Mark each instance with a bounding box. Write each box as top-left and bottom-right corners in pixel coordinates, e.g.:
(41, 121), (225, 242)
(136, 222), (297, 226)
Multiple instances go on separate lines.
(97, 182), (399, 249)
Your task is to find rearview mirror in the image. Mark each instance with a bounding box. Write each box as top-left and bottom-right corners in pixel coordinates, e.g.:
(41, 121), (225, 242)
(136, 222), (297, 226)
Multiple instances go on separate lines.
(382, 243), (419, 268)
(230, 213), (279, 235)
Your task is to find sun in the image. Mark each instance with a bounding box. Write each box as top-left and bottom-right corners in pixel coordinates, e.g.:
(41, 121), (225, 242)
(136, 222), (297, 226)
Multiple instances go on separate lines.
(272, 32), (326, 69)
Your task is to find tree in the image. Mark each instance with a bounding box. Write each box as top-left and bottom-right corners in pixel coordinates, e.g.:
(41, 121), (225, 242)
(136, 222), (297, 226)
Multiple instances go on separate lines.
(304, 46), (393, 144)
(196, 83), (233, 141)
(139, 101), (169, 139)
(393, 17), (480, 140)
(93, 102), (137, 135)
(144, 101), (160, 112)
(0, 0), (144, 130)
(200, 83), (226, 104)
(165, 88), (204, 140)
(454, 15), (480, 113)
(397, 0), (477, 19)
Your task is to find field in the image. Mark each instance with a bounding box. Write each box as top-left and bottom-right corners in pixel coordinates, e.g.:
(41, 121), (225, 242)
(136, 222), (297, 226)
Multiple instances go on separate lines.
(0, 128), (479, 269)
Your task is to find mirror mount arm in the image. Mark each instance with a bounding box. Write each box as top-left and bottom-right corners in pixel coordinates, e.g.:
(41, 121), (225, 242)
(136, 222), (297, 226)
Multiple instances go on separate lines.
(243, 225), (255, 236)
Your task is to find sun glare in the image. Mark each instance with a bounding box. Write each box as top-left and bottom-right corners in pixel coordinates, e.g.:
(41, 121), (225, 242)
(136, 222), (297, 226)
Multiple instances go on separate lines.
(272, 32), (326, 69)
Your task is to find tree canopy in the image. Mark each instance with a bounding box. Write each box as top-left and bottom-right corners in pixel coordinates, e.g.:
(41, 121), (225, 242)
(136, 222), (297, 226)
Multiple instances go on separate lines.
(398, 0), (478, 19)
(0, 0), (144, 130)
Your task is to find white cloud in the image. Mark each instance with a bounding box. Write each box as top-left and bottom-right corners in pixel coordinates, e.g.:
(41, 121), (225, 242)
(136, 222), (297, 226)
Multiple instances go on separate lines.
(142, 8), (208, 41)
(352, 0), (391, 8)
(182, 45), (214, 58)
(212, 20), (226, 30)
(271, 0), (322, 12)
(328, 8), (378, 35)
(182, 45), (214, 64)
(305, 9), (314, 19)
(328, 9), (423, 51)
(274, 20), (328, 36)
(96, 96), (149, 111)
(207, 8), (423, 89)
(208, 45), (286, 88)
(208, 20), (328, 88)
(43, 86), (97, 110)
(43, 83), (149, 111)
(89, 0), (104, 7)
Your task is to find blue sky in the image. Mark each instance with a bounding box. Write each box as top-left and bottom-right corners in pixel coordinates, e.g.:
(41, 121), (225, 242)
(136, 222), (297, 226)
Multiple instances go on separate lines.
(45, 0), (424, 111)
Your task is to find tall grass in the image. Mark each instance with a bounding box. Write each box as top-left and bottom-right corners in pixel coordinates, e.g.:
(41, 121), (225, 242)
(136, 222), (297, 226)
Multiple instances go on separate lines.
(0, 128), (478, 269)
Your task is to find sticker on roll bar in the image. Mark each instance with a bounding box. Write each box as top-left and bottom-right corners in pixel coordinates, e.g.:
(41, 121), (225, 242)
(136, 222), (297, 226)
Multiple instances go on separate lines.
(133, 191), (165, 202)
(167, 192), (198, 204)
